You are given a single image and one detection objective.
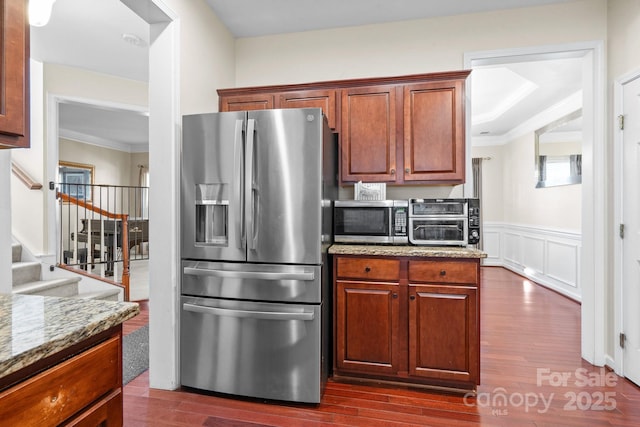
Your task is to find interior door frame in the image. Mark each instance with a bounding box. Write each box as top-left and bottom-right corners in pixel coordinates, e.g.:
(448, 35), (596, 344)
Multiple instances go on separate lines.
(613, 67), (640, 376)
(464, 40), (607, 367)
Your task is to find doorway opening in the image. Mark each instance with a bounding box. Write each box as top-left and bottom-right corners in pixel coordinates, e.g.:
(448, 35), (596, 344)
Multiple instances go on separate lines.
(465, 41), (606, 367)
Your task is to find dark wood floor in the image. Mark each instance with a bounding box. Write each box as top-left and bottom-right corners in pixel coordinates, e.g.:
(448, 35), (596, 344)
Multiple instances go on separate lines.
(122, 267), (640, 426)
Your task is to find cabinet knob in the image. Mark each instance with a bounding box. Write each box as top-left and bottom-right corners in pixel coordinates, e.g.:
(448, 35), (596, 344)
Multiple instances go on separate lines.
(393, 293), (398, 299)
(365, 266), (371, 272)
(390, 168), (396, 175)
(440, 270), (446, 276)
(410, 295), (416, 301)
(405, 168), (410, 174)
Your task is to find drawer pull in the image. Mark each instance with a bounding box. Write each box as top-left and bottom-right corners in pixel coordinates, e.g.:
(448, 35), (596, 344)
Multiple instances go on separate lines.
(440, 270), (446, 276)
(365, 266), (371, 273)
(393, 293), (398, 299)
(410, 295), (416, 301)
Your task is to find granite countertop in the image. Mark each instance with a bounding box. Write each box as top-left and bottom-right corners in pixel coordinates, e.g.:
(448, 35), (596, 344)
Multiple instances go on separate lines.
(0, 294), (139, 380)
(329, 244), (487, 258)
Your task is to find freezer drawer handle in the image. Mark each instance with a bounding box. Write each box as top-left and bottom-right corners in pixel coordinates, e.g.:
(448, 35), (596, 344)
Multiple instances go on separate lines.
(183, 303), (315, 321)
(183, 267), (315, 281)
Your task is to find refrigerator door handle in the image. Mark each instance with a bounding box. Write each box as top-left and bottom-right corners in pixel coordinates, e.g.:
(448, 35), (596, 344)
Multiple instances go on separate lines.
(234, 119), (245, 249)
(183, 266), (315, 281)
(245, 118), (256, 250)
(183, 303), (315, 321)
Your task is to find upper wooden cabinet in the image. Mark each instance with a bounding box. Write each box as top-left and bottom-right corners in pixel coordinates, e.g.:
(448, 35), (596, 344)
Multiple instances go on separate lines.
(403, 80), (465, 183)
(341, 85), (397, 182)
(220, 94), (275, 112)
(217, 70), (470, 185)
(278, 89), (337, 130)
(219, 87), (337, 130)
(0, 0), (30, 149)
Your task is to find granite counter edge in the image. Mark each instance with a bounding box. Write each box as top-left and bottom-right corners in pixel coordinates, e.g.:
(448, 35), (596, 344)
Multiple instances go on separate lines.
(0, 299), (139, 380)
(328, 244), (487, 259)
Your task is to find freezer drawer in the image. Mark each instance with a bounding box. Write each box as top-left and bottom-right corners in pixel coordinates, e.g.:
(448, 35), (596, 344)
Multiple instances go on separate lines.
(182, 260), (322, 303)
(180, 296), (323, 403)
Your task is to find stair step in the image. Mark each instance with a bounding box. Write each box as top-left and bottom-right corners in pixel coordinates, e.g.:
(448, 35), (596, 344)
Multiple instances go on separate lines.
(11, 261), (43, 286)
(73, 288), (121, 302)
(11, 243), (21, 263)
(13, 277), (81, 298)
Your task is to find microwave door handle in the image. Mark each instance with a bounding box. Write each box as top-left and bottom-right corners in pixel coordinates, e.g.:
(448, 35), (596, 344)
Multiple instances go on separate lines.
(183, 303), (315, 321)
(245, 118), (255, 250)
(234, 119), (245, 249)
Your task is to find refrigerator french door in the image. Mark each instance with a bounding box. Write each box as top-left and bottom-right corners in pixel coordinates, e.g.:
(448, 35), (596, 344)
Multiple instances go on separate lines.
(182, 108), (326, 264)
(180, 108), (335, 403)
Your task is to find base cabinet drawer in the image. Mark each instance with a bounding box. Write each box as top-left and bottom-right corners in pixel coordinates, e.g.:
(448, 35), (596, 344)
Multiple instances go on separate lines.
(336, 257), (400, 281)
(408, 260), (478, 284)
(0, 333), (123, 427)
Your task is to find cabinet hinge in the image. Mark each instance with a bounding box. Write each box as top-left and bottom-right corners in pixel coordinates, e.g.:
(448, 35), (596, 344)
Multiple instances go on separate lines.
(619, 114), (625, 131)
(620, 332), (626, 349)
(620, 224), (625, 239)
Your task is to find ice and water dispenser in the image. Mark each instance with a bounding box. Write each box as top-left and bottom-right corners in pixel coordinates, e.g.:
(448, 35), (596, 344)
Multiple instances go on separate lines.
(195, 183), (228, 246)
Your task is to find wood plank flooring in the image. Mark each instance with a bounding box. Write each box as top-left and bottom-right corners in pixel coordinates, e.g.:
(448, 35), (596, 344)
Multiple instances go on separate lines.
(122, 267), (640, 426)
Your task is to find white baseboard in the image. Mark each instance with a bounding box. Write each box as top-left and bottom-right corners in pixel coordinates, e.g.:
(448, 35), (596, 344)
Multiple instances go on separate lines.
(481, 222), (582, 301)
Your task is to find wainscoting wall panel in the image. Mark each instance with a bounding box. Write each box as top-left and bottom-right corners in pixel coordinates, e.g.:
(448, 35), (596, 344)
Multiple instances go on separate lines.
(523, 236), (545, 274)
(481, 222), (581, 301)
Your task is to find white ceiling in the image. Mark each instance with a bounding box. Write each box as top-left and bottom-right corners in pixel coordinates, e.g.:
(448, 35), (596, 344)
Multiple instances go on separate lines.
(205, 0), (572, 38)
(29, 0), (580, 152)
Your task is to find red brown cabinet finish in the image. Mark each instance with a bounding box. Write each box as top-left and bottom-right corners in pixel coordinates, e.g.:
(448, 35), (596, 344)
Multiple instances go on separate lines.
(333, 255), (480, 391)
(0, 0), (30, 149)
(217, 70), (470, 185)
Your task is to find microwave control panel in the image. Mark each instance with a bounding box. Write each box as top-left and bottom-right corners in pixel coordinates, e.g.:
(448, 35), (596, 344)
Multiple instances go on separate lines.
(393, 206), (408, 237)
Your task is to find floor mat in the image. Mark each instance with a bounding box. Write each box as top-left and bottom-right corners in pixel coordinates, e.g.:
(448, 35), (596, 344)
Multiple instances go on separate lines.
(123, 324), (149, 385)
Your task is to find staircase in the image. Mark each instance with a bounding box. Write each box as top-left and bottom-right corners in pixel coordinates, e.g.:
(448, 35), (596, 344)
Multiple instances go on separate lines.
(11, 242), (120, 301)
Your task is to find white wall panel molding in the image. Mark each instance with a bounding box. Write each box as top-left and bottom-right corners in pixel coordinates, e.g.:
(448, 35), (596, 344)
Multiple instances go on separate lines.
(482, 222), (581, 301)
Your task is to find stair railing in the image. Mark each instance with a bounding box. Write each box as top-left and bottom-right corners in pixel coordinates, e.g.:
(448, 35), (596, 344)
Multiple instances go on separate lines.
(11, 161), (43, 190)
(56, 183), (149, 301)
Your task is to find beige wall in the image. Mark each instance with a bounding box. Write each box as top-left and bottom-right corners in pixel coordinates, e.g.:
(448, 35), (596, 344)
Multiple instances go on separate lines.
(235, 0), (606, 202)
(472, 136), (582, 232)
(502, 133), (581, 231)
(167, 0), (236, 114)
(59, 138), (140, 187)
(236, 0), (606, 86)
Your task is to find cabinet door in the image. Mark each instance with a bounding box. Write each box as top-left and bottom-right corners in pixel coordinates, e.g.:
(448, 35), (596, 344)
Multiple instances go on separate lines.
(0, 0), (29, 149)
(278, 90), (337, 130)
(219, 94), (274, 112)
(336, 280), (400, 375)
(403, 80), (465, 183)
(409, 284), (478, 384)
(340, 86), (397, 182)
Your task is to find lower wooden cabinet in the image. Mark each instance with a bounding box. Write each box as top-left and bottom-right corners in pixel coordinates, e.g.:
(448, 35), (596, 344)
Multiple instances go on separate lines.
(334, 255), (480, 391)
(409, 284), (478, 385)
(0, 328), (124, 426)
(336, 281), (400, 375)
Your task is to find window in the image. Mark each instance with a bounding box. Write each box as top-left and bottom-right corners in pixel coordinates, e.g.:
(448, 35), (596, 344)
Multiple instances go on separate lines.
(59, 161), (94, 201)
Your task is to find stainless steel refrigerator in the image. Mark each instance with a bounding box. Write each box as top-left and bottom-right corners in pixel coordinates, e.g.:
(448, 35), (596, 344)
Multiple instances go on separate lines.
(180, 108), (336, 403)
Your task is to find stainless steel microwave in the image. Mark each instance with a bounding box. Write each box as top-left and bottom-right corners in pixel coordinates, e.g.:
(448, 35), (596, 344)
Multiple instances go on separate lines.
(334, 200), (408, 244)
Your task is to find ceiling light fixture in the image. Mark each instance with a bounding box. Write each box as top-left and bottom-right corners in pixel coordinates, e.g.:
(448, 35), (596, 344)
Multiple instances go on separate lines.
(29, 0), (57, 27)
(122, 33), (147, 48)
